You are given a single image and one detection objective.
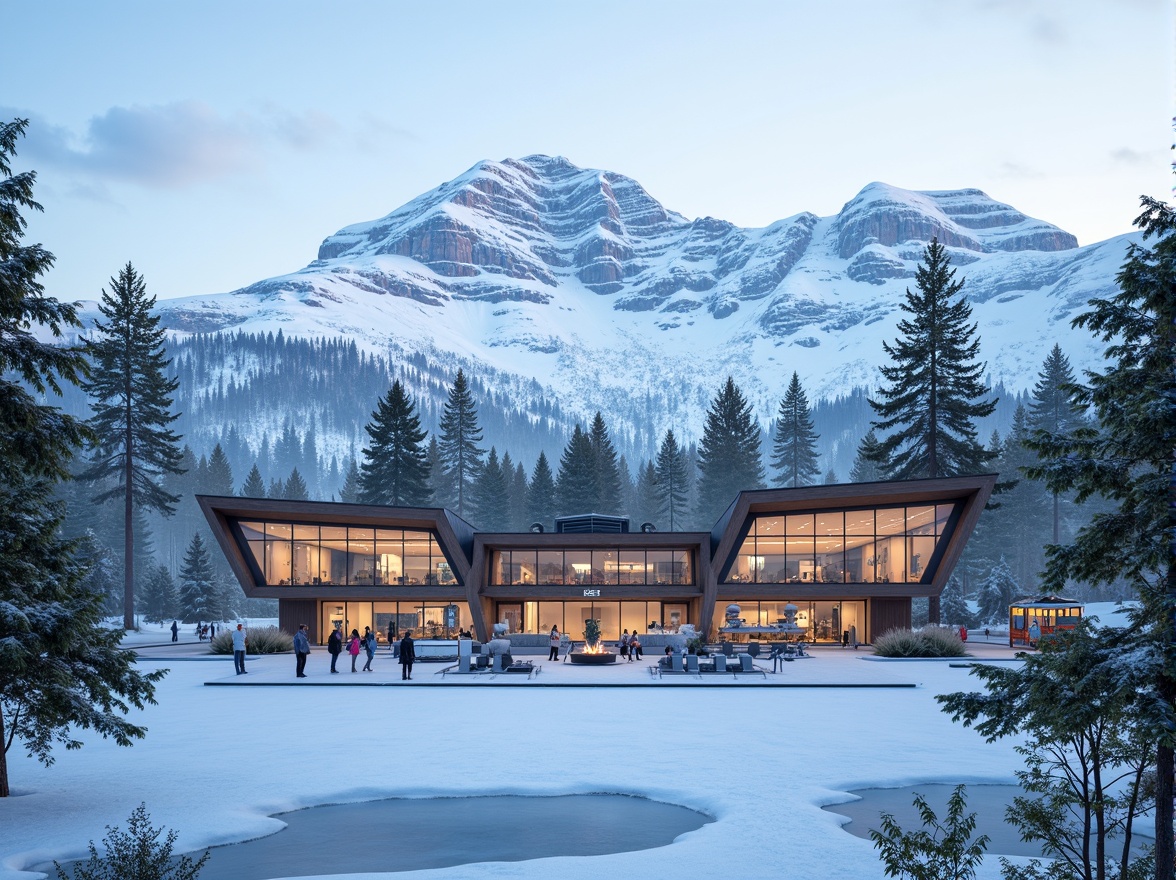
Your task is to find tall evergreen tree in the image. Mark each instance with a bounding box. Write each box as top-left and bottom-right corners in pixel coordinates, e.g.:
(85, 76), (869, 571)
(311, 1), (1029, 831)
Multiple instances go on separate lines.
(557, 425), (597, 515)
(358, 380), (432, 506)
(425, 436), (453, 509)
(1028, 344), (1081, 544)
(139, 563), (179, 624)
(525, 451), (558, 529)
(337, 457), (361, 503)
(505, 454), (529, 531)
(974, 557), (1021, 624)
(938, 575), (975, 628)
(632, 460), (659, 529)
(177, 532), (215, 623)
(0, 117), (165, 799)
(867, 238), (996, 479)
(770, 371), (821, 487)
(266, 476), (284, 499)
(469, 446), (511, 530)
(437, 369), (485, 517)
(588, 412), (622, 514)
(851, 429), (886, 483)
(240, 463), (266, 498)
(696, 377), (764, 522)
(282, 467), (309, 501)
(1024, 195), (1176, 874)
(654, 429), (689, 531)
(81, 262), (185, 629)
(202, 443), (234, 497)
(823, 468), (839, 485)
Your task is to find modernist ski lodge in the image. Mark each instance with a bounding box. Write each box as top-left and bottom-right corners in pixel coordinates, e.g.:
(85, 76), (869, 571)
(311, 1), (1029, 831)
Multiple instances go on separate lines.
(199, 475), (995, 646)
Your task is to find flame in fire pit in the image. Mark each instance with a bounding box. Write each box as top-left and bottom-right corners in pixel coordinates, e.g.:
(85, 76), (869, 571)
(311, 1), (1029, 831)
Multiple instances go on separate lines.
(581, 642), (609, 655)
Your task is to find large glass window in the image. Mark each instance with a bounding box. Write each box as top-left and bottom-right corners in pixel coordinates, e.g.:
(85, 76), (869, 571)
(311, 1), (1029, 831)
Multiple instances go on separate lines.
(726, 504), (959, 584)
(233, 520), (455, 587)
(715, 600), (867, 642)
(489, 547), (695, 586)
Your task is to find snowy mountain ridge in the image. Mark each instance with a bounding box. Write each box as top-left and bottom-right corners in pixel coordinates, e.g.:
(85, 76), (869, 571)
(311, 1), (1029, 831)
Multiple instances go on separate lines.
(129, 155), (1132, 447)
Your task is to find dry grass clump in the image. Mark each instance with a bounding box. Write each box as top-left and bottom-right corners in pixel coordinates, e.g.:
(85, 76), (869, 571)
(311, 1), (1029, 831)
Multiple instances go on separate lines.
(872, 625), (966, 658)
(209, 625), (293, 655)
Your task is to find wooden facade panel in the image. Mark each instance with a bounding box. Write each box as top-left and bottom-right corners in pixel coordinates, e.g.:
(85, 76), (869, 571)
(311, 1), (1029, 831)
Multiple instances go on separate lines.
(279, 599), (318, 643)
(870, 597), (911, 639)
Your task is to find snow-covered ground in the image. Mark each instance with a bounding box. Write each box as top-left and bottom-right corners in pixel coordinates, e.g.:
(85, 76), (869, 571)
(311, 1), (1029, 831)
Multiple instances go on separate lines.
(0, 607), (1133, 880)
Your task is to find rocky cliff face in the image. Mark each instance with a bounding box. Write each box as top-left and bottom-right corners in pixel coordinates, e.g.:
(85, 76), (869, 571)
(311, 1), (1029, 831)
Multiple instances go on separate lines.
(149, 155), (1131, 446)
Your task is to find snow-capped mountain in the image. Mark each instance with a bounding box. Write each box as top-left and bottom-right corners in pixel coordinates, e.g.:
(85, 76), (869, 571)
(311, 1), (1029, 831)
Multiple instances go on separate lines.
(147, 155), (1134, 444)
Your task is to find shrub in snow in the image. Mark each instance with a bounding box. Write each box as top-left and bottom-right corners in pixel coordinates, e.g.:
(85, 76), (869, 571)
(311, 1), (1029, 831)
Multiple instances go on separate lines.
(869, 784), (988, 880)
(874, 626), (967, 658)
(54, 802), (209, 880)
(208, 625), (292, 655)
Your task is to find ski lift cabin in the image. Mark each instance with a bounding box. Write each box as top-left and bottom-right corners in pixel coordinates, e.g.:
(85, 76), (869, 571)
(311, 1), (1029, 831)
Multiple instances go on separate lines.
(1009, 596), (1084, 648)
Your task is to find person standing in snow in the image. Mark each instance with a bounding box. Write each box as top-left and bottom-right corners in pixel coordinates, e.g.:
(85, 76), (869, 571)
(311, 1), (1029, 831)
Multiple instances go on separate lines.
(231, 623), (247, 675)
(399, 630), (416, 680)
(362, 626), (376, 672)
(629, 633), (641, 660)
(347, 628), (361, 673)
(548, 626), (561, 661)
(293, 624), (311, 678)
(327, 622), (343, 673)
(170, 620), (178, 642)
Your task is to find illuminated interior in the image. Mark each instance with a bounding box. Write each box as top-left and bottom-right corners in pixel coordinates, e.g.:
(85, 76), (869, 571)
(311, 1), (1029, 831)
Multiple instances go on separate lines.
(724, 504), (956, 585)
(235, 521), (456, 587)
(490, 547), (692, 586)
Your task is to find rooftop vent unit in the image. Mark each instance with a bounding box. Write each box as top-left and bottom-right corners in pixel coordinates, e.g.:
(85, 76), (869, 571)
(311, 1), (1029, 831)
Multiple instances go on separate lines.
(554, 513), (630, 534)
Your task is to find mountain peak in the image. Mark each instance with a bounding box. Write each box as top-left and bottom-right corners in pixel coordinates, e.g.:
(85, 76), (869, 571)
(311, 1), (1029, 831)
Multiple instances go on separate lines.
(836, 182), (1077, 258)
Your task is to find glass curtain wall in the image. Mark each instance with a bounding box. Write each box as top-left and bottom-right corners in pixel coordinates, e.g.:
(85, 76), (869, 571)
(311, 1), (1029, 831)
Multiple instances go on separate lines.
(493, 601), (687, 640)
(491, 548), (692, 586)
(713, 600), (866, 643)
(726, 504), (955, 585)
(320, 601), (469, 645)
(238, 521), (455, 588)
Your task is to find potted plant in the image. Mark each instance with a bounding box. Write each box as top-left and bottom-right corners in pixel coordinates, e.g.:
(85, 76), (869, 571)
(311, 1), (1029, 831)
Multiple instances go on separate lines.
(583, 618), (601, 651)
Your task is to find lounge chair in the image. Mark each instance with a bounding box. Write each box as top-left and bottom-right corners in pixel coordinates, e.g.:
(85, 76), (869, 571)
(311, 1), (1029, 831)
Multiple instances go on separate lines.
(735, 653), (766, 679)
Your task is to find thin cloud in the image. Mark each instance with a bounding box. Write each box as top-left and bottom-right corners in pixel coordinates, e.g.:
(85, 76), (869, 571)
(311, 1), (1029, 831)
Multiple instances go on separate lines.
(1110, 146), (1165, 166)
(1, 101), (342, 189)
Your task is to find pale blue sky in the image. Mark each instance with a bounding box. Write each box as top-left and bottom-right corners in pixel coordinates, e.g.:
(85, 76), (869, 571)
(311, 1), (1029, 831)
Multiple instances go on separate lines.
(4, 0), (1171, 300)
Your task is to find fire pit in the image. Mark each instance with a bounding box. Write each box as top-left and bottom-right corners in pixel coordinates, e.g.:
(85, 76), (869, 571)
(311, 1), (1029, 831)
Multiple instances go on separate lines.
(569, 618), (618, 664)
(568, 649), (618, 665)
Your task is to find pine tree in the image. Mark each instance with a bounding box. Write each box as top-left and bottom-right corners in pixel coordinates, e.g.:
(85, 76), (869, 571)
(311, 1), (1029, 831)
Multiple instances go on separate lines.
(202, 443), (234, 497)
(823, 468), (839, 485)
(282, 468), (309, 501)
(557, 425), (597, 515)
(588, 412), (622, 514)
(1025, 195), (1176, 874)
(696, 377), (764, 523)
(939, 575), (975, 628)
(358, 380), (432, 506)
(770, 372), (821, 487)
(338, 457), (361, 503)
(240, 464), (266, 498)
(525, 451), (558, 529)
(177, 532), (215, 623)
(654, 429), (689, 531)
(75, 532), (123, 617)
(505, 455), (528, 531)
(974, 557), (1020, 624)
(867, 238), (997, 479)
(266, 477), (284, 499)
(851, 429), (886, 483)
(139, 564), (179, 624)
(1028, 344), (1081, 544)
(469, 447), (510, 530)
(1, 119), (162, 797)
(425, 436), (452, 509)
(82, 262), (185, 629)
(438, 369), (485, 517)
(632, 460), (659, 529)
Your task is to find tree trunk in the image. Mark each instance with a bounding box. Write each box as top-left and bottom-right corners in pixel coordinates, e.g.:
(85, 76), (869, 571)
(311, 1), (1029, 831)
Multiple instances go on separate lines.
(124, 405), (135, 631)
(0, 707), (9, 797)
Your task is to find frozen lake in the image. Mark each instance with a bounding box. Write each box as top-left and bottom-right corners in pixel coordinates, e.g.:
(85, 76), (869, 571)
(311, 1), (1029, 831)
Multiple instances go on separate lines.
(44, 795), (711, 879)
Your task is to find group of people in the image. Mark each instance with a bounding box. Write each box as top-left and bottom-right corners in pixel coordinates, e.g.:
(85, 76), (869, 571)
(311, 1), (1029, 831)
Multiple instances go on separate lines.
(194, 622), (217, 641)
(619, 630), (642, 661)
(292, 623), (418, 680)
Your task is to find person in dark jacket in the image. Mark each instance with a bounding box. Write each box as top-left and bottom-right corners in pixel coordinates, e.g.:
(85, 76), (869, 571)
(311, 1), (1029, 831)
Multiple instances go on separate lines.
(170, 620), (179, 642)
(293, 624), (311, 678)
(399, 630), (416, 680)
(327, 622), (343, 673)
(362, 626), (376, 672)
